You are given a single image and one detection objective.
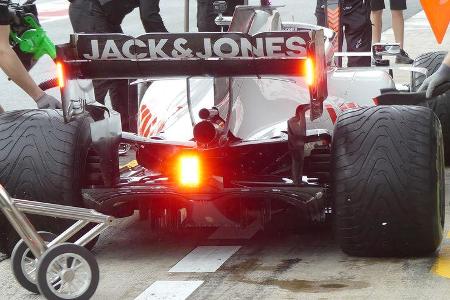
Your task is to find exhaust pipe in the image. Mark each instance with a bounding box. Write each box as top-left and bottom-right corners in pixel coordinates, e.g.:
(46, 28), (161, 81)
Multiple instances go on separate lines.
(193, 120), (223, 144)
(193, 108), (227, 145)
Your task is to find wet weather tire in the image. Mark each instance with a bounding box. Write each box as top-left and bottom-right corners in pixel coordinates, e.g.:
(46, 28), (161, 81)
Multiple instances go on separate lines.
(332, 106), (445, 257)
(411, 51), (447, 92)
(418, 91), (450, 165)
(411, 51), (450, 165)
(0, 110), (93, 255)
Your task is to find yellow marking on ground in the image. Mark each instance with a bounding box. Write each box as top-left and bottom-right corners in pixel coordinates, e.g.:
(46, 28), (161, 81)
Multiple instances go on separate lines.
(120, 159), (138, 170)
(432, 232), (450, 278)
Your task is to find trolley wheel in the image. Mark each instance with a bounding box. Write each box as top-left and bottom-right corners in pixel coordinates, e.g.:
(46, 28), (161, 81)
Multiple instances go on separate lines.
(11, 231), (57, 294)
(36, 243), (99, 300)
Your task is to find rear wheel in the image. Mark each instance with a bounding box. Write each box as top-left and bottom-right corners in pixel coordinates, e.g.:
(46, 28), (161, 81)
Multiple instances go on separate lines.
(411, 51), (450, 165)
(418, 91), (450, 165)
(0, 110), (95, 255)
(410, 51), (447, 92)
(332, 106), (445, 257)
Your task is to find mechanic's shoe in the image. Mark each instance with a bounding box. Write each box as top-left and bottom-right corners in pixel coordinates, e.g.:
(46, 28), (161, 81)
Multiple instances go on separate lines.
(119, 143), (131, 156)
(371, 54), (381, 66)
(372, 54), (389, 66)
(395, 49), (414, 64)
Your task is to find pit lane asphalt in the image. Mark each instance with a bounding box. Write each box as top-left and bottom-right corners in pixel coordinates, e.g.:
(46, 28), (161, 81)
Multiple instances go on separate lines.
(0, 167), (450, 300)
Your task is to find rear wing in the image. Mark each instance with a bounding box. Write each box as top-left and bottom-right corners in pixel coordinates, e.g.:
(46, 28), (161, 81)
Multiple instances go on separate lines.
(56, 30), (327, 120)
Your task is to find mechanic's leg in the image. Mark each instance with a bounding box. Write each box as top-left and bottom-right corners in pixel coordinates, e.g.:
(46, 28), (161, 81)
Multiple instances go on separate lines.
(70, 0), (132, 129)
(69, 0), (104, 33)
(345, 28), (372, 66)
(390, 0), (412, 63)
(369, 0), (384, 44)
(370, 10), (382, 44)
(69, 0), (117, 106)
(391, 10), (404, 49)
(109, 80), (132, 133)
(343, 4), (372, 67)
(389, 0), (407, 49)
(128, 83), (139, 134)
(92, 80), (110, 105)
(105, 23), (136, 132)
(139, 0), (168, 32)
(197, 0), (220, 32)
(315, 0), (326, 26)
(0, 105), (4, 114)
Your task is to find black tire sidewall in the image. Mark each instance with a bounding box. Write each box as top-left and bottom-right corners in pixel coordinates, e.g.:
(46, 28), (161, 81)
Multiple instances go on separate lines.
(0, 110), (93, 255)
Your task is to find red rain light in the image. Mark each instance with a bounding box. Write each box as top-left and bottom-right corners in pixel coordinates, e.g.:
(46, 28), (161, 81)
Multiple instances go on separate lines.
(177, 154), (201, 187)
(305, 57), (314, 86)
(56, 62), (65, 88)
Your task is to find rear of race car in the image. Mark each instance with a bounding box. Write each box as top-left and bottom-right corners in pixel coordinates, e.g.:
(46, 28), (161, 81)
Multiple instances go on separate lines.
(51, 4), (445, 257)
(53, 8), (333, 228)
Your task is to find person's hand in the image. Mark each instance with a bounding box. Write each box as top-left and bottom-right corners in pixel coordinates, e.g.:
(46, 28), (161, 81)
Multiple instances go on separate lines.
(418, 63), (450, 98)
(35, 93), (62, 109)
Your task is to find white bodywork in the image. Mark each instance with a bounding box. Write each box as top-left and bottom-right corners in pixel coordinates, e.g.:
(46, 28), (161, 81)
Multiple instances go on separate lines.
(138, 6), (395, 141)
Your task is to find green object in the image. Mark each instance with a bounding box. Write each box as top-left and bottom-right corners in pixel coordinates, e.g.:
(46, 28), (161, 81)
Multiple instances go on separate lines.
(10, 15), (56, 60)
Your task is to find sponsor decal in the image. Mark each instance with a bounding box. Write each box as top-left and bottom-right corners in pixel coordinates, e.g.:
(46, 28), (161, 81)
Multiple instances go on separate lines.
(78, 32), (309, 60)
(339, 102), (358, 111)
(325, 104), (337, 124)
(139, 104), (167, 137)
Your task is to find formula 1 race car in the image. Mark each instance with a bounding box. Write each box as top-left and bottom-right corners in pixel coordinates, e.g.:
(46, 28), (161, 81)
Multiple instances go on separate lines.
(0, 3), (447, 262)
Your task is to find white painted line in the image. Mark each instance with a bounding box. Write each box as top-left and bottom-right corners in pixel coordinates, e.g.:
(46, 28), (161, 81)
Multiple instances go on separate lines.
(37, 1), (69, 12)
(41, 16), (69, 24)
(135, 281), (203, 300)
(209, 222), (261, 240)
(37, 1), (69, 23)
(169, 246), (241, 273)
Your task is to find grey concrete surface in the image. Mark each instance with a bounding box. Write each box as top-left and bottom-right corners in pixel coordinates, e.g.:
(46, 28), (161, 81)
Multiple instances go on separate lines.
(0, 171), (449, 299)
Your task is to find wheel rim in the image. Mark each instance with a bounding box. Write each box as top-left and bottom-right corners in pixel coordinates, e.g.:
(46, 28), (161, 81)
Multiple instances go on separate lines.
(20, 235), (53, 284)
(21, 248), (38, 283)
(45, 253), (92, 299)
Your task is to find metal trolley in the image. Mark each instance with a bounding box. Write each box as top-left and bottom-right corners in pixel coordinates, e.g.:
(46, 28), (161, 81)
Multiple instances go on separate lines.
(0, 184), (115, 300)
